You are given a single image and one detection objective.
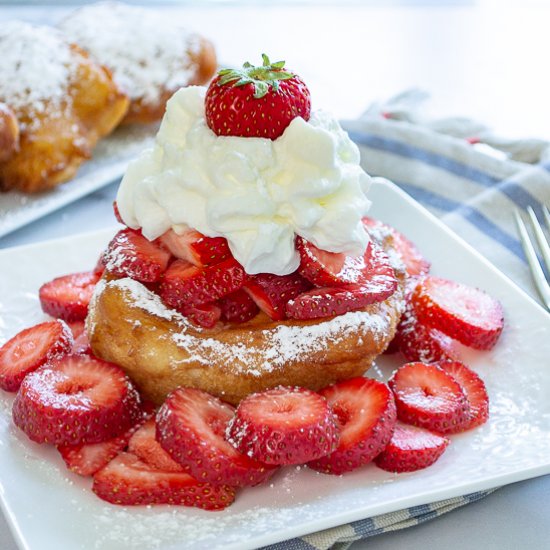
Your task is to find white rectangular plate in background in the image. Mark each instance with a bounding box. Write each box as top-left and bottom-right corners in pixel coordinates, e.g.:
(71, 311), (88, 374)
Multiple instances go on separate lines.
(0, 125), (155, 239)
(0, 179), (549, 550)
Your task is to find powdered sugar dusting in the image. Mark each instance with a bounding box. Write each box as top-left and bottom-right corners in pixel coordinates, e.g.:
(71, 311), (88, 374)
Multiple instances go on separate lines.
(0, 22), (75, 129)
(172, 305), (393, 377)
(60, 1), (200, 105)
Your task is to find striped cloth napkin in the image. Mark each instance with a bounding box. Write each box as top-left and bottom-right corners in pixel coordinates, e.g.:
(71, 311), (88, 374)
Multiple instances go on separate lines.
(264, 91), (550, 550)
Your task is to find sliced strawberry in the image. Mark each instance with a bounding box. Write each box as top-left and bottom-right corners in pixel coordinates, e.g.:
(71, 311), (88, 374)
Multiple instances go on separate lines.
(297, 238), (370, 287)
(0, 320), (73, 392)
(412, 276), (504, 350)
(437, 360), (489, 430)
(93, 452), (236, 509)
(219, 289), (259, 323)
(363, 217), (430, 277)
(307, 377), (397, 475)
(176, 302), (222, 329)
(39, 270), (101, 322)
(128, 418), (184, 473)
(389, 362), (471, 434)
(12, 354), (142, 445)
(374, 423), (449, 473)
(160, 258), (246, 308)
(159, 229), (231, 267)
(103, 228), (170, 283)
(243, 272), (312, 321)
(287, 244), (397, 320)
(394, 306), (460, 363)
(58, 432), (130, 477)
(227, 387), (339, 465)
(156, 388), (277, 487)
(66, 321), (91, 355)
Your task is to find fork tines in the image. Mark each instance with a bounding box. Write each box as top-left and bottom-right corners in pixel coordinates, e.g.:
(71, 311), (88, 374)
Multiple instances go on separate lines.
(514, 205), (550, 311)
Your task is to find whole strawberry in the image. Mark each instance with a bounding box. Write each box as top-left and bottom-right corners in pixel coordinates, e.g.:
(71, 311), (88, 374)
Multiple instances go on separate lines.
(205, 54), (311, 140)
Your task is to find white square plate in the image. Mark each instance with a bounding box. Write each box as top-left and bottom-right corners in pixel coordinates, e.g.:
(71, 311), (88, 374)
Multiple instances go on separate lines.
(1, 179), (549, 550)
(0, 125), (155, 239)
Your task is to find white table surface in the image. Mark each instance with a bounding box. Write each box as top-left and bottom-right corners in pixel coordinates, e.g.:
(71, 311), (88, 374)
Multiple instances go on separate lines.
(1, 2), (549, 549)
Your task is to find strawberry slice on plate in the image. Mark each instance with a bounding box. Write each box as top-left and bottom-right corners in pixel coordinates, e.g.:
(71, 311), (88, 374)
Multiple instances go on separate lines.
(308, 377), (397, 475)
(0, 320), (73, 392)
(243, 272), (312, 321)
(437, 360), (489, 430)
(92, 452), (236, 509)
(160, 229), (231, 267)
(227, 387), (339, 465)
(394, 306), (460, 364)
(156, 387), (277, 487)
(13, 354), (142, 446)
(412, 276), (504, 350)
(39, 270), (101, 322)
(219, 289), (259, 323)
(103, 228), (171, 283)
(389, 362), (471, 434)
(128, 418), (184, 473)
(58, 431), (131, 477)
(363, 217), (431, 277)
(160, 258), (246, 308)
(374, 423), (449, 473)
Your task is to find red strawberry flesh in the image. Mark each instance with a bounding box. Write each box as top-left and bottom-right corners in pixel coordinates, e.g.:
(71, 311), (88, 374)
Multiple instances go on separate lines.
(374, 423), (449, 473)
(39, 270), (101, 322)
(437, 360), (489, 430)
(297, 238), (370, 287)
(205, 55), (311, 140)
(363, 217), (430, 277)
(287, 243), (397, 320)
(227, 386), (339, 465)
(92, 452), (236, 509)
(389, 362), (471, 434)
(58, 432), (131, 477)
(243, 272), (312, 321)
(156, 387), (277, 487)
(176, 302), (222, 329)
(0, 320), (73, 392)
(128, 418), (184, 473)
(308, 377), (397, 475)
(12, 354), (142, 445)
(219, 289), (259, 323)
(160, 258), (246, 308)
(394, 306), (460, 364)
(103, 228), (170, 283)
(160, 229), (231, 267)
(412, 276), (504, 350)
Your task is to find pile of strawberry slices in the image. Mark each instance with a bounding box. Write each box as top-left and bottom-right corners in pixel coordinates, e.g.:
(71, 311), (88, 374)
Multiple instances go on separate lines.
(0, 210), (504, 510)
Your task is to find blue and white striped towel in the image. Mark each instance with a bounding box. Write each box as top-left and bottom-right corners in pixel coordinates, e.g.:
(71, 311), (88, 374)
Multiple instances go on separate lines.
(265, 91), (550, 550)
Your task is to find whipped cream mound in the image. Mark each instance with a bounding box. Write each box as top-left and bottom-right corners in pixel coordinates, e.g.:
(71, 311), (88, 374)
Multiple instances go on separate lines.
(117, 86), (372, 275)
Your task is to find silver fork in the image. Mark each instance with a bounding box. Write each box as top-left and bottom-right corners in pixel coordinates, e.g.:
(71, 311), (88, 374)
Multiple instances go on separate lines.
(514, 205), (550, 311)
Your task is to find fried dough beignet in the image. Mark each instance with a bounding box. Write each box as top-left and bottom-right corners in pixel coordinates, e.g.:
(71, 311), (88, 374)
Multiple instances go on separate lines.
(0, 23), (129, 194)
(87, 274), (404, 406)
(60, 2), (217, 125)
(0, 104), (19, 162)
